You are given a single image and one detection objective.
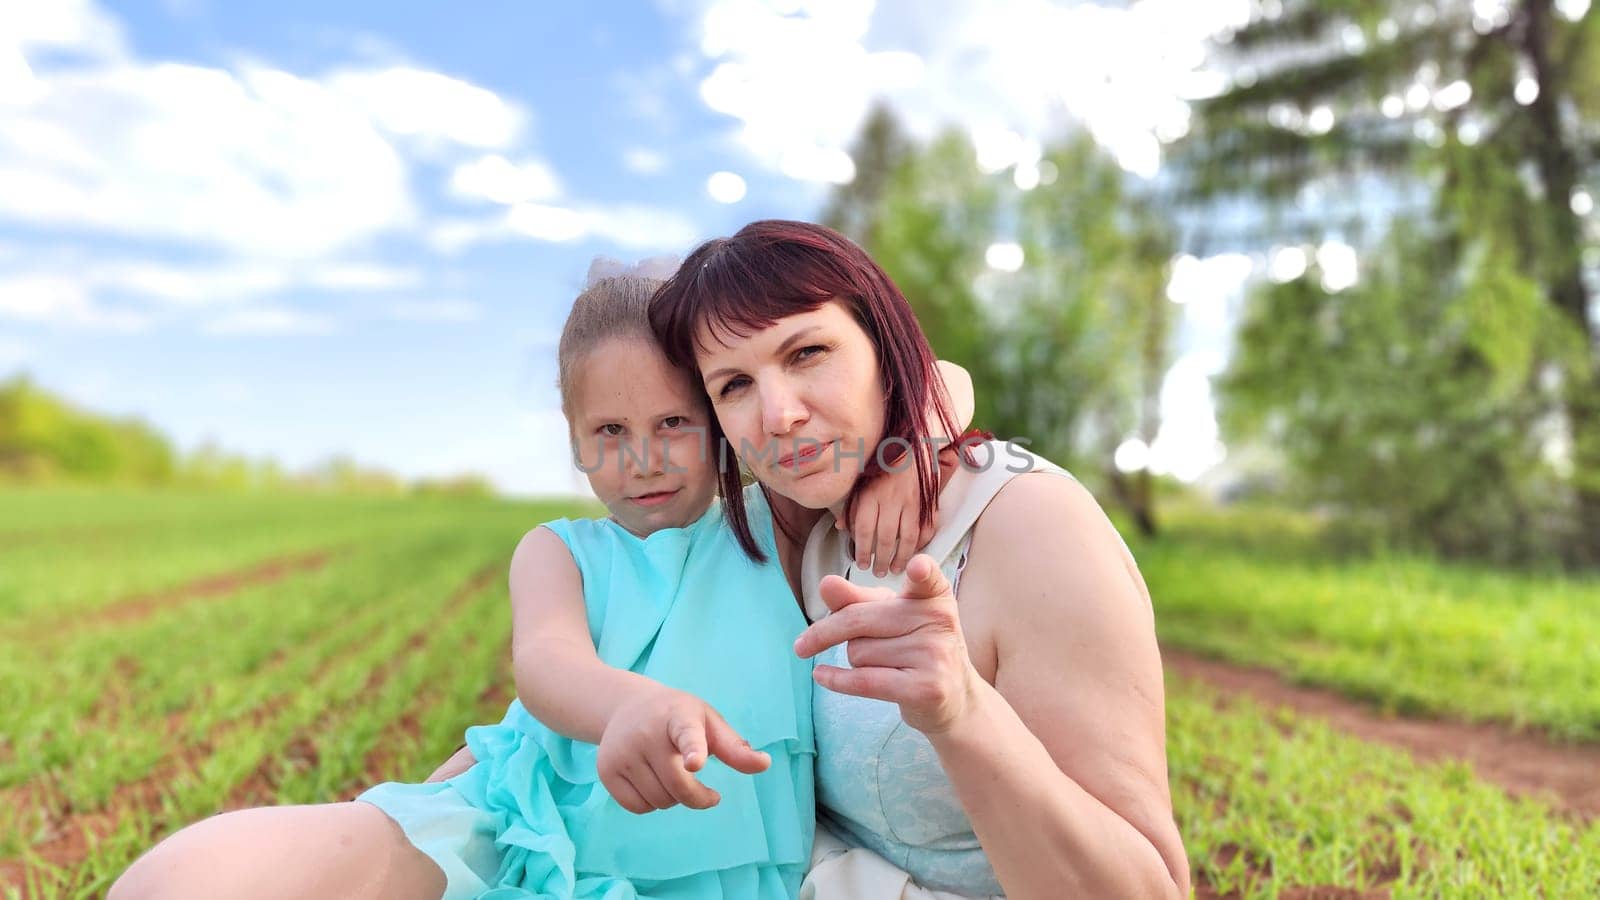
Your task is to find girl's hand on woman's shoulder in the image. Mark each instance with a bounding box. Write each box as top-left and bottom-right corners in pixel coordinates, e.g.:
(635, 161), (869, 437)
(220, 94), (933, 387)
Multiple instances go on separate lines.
(839, 445), (957, 577)
(596, 683), (771, 815)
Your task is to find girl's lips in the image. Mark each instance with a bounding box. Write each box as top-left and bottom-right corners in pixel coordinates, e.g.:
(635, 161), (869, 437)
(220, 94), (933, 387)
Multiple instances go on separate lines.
(630, 489), (679, 507)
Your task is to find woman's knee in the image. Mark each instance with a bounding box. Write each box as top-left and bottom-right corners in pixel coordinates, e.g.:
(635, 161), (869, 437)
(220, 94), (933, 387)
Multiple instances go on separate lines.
(109, 802), (445, 900)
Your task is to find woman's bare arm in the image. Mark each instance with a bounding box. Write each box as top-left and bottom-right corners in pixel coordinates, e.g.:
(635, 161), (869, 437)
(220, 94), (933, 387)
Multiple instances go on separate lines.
(794, 472), (1186, 898)
(930, 474), (1188, 898)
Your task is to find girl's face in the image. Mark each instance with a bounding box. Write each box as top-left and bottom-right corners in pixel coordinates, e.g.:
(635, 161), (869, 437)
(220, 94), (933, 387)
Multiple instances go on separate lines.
(694, 298), (885, 514)
(569, 337), (720, 538)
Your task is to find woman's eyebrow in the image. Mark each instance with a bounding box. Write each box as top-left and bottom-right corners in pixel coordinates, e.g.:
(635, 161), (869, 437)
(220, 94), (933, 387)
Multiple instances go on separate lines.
(702, 326), (820, 383)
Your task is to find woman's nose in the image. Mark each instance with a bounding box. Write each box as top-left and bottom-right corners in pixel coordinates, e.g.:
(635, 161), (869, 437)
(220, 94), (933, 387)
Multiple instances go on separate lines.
(760, 381), (808, 436)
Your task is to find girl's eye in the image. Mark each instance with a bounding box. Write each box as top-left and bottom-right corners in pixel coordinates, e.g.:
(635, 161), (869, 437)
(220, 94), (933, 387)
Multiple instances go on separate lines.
(794, 345), (826, 362)
(661, 416), (686, 430)
(718, 376), (750, 398)
(600, 424), (624, 437)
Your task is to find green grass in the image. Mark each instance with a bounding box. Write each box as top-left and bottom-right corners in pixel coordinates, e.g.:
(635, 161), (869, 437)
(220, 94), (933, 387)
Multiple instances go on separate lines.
(1168, 675), (1600, 897)
(1133, 503), (1600, 741)
(2, 487), (1595, 898)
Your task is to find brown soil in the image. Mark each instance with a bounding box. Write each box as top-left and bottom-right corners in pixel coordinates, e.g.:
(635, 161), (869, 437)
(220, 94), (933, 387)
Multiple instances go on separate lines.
(1164, 647), (1600, 820)
(0, 563), (500, 893)
(6, 549), (335, 642)
(1196, 883), (1388, 900)
(351, 647), (516, 794)
(228, 563), (501, 809)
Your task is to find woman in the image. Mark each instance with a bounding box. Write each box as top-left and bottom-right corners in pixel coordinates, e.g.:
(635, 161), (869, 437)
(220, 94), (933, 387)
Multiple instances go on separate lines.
(643, 220), (1189, 899)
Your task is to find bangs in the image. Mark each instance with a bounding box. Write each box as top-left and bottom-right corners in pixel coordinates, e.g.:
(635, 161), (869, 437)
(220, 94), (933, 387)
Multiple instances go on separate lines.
(650, 229), (868, 372)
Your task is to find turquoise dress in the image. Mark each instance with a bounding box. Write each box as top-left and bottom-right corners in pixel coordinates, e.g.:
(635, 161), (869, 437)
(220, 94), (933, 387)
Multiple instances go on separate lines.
(359, 485), (815, 899)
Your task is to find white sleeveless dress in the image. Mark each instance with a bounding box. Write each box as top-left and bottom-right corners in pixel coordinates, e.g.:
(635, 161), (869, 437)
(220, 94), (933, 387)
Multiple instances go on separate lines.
(797, 440), (1078, 900)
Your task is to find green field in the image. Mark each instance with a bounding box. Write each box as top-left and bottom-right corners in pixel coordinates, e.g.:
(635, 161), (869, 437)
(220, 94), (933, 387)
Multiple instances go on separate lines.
(1130, 504), (1600, 741)
(1, 488), (1595, 898)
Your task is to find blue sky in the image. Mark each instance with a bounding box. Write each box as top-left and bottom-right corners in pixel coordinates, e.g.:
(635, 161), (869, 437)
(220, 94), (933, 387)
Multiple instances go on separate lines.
(0, 0), (1268, 495)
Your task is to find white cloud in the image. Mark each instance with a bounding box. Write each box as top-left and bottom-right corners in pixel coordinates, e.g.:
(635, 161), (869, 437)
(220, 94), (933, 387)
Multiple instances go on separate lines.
(202, 306), (335, 336)
(386, 298), (483, 323)
(0, 257), (420, 312)
(0, 274), (148, 330)
(432, 203), (700, 253)
(623, 147), (668, 174)
(679, 0), (1251, 181)
(506, 203), (589, 242)
(326, 67), (525, 150)
(706, 170), (747, 203)
(0, 60), (416, 258)
(1, 0), (125, 65)
(449, 153), (562, 204)
(303, 263), (422, 291)
(88, 262), (291, 307)
(0, 2), (533, 260)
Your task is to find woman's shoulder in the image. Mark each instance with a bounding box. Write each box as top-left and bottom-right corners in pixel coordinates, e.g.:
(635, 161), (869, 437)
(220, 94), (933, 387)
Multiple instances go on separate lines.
(963, 455), (1152, 615)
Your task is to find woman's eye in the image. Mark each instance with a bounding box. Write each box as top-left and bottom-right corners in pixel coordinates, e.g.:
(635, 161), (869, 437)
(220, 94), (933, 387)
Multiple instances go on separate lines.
(661, 416), (686, 430)
(718, 376), (750, 398)
(794, 345), (826, 362)
(599, 424), (624, 437)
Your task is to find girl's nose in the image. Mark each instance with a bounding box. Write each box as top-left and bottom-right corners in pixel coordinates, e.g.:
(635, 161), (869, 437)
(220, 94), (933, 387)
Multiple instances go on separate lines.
(624, 436), (666, 477)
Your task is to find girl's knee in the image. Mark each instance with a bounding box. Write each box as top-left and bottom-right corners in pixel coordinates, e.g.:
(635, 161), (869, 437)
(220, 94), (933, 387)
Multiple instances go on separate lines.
(110, 808), (257, 900)
(110, 803), (443, 900)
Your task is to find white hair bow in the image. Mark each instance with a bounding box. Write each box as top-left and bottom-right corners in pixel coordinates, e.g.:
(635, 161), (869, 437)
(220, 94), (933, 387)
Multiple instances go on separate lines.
(584, 255), (682, 286)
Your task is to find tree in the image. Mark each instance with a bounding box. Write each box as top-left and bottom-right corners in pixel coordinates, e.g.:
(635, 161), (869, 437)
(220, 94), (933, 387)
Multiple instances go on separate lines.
(1175, 0), (1599, 562)
(822, 102), (914, 244)
(830, 127), (1178, 534)
(1222, 220), (1576, 562)
(0, 375), (176, 483)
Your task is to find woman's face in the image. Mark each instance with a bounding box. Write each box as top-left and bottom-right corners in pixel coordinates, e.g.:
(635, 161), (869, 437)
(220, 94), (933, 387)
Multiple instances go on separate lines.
(695, 298), (885, 512)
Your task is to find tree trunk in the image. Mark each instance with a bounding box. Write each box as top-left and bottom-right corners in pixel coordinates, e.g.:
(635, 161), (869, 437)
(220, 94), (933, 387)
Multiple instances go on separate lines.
(1523, 0), (1600, 563)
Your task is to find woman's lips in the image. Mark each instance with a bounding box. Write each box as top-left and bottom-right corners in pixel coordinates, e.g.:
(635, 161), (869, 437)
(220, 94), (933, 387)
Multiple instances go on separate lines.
(778, 440), (832, 470)
(629, 489), (680, 507)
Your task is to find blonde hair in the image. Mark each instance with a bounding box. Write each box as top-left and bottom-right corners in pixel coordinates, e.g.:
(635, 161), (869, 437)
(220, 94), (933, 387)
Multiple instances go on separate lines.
(556, 274), (664, 419)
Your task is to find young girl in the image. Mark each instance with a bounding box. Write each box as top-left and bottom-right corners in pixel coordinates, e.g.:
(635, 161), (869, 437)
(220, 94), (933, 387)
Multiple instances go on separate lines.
(356, 263), (973, 899)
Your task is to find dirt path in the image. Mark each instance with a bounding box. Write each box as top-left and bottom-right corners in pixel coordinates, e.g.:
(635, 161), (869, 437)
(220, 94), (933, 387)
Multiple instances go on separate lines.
(1163, 647), (1600, 820)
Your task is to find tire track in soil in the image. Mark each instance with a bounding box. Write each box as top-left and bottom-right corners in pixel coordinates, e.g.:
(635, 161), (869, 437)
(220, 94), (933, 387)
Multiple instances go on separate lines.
(223, 563), (501, 809)
(0, 563), (500, 892)
(1168, 645), (1600, 899)
(350, 646), (515, 795)
(4, 548), (336, 642)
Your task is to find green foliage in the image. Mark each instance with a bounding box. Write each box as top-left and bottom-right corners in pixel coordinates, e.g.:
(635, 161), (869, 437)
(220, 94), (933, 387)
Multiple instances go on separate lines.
(1220, 221), (1577, 561)
(1176, 0), (1600, 563)
(1139, 502), (1600, 741)
(0, 376), (176, 483)
(836, 123), (1177, 503)
(0, 375), (490, 495)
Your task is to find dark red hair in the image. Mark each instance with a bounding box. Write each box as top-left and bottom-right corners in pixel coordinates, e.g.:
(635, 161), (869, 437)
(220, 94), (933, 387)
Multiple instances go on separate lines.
(649, 220), (962, 563)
